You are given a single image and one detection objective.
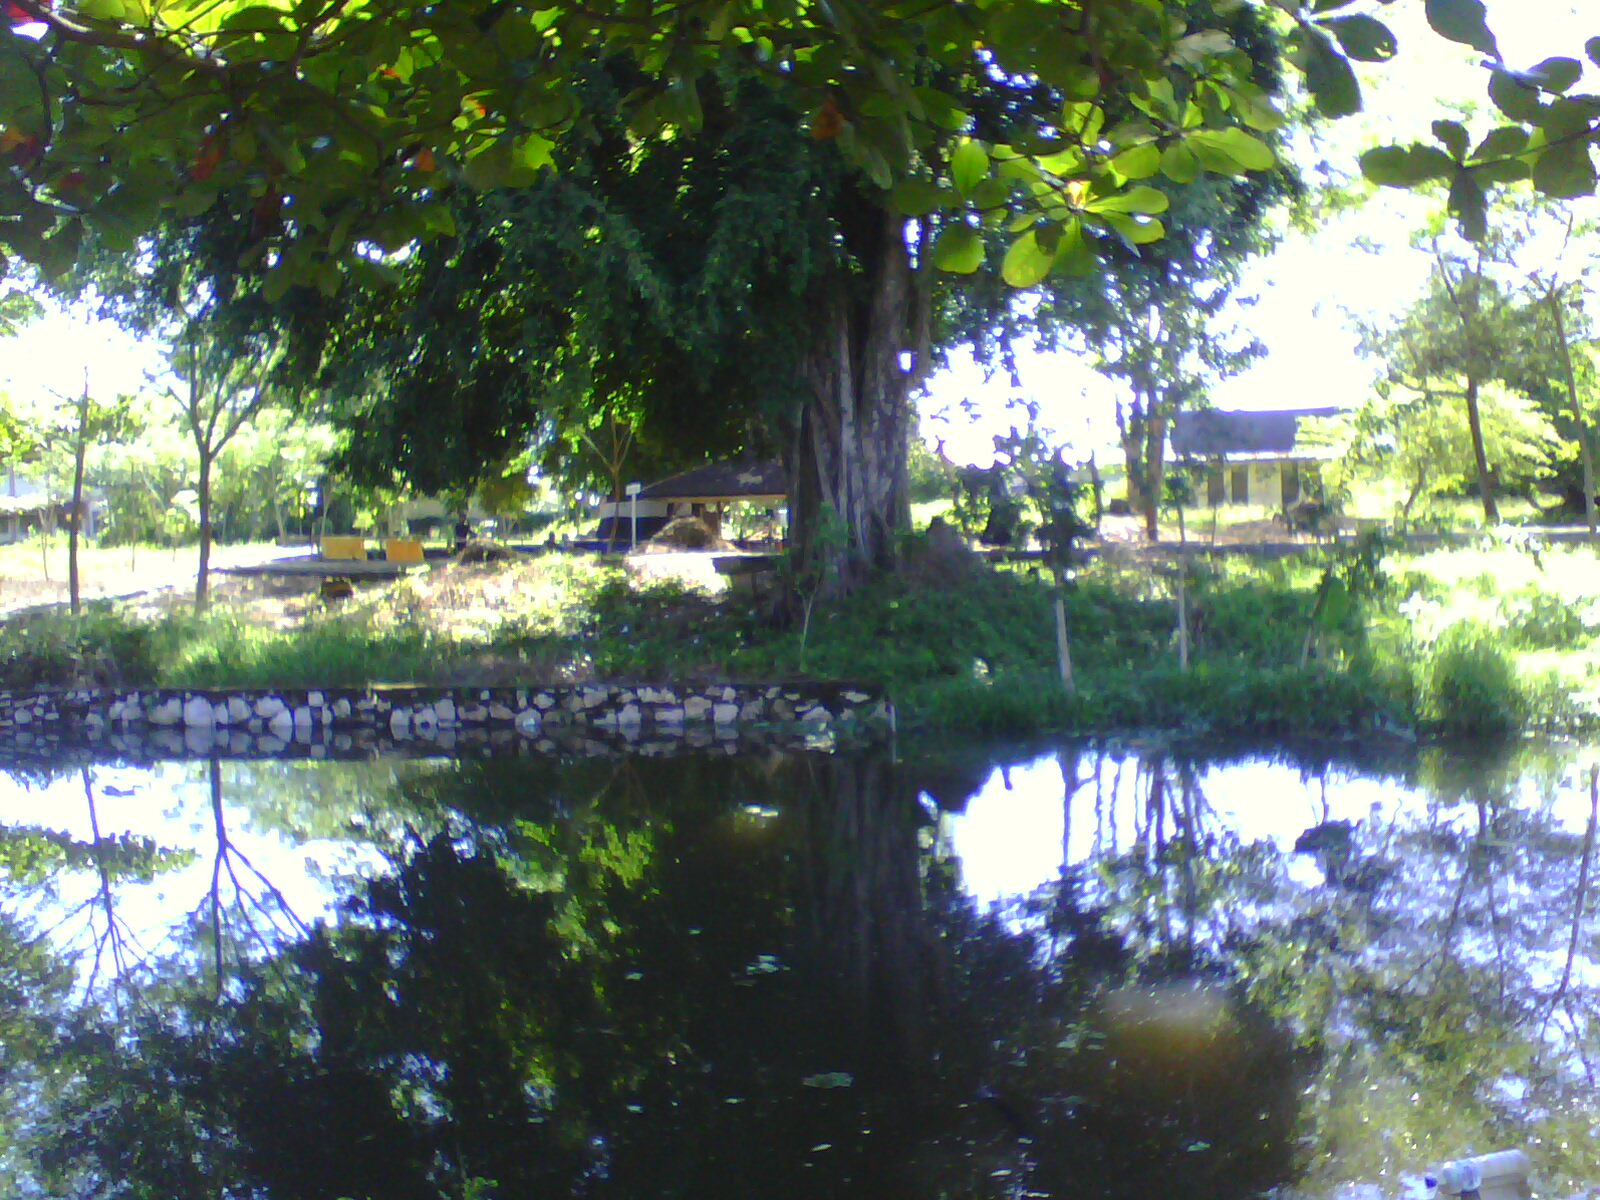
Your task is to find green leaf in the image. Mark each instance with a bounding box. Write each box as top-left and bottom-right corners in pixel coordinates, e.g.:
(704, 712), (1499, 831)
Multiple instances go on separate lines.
(1424, 0), (1499, 56)
(1532, 139), (1597, 199)
(1303, 31), (1362, 118)
(517, 133), (554, 173)
(1488, 70), (1544, 121)
(930, 223), (983, 273)
(1055, 219), (1095, 275)
(1098, 211), (1165, 246)
(1110, 142), (1161, 180)
(1160, 142), (1199, 184)
(36, 219), (82, 279)
(1471, 126), (1530, 161)
(1524, 56), (1583, 94)
(1359, 144), (1456, 186)
(1212, 127), (1275, 170)
(1320, 14), (1397, 62)
(1588, 37), (1600, 68)
(950, 139), (989, 197)
(462, 143), (507, 190)
(1085, 185), (1169, 215)
(262, 263), (293, 303)
(1432, 119), (1469, 160)
(1001, 229), (1057, 287)
(971, 178), (1010, 211)
(890, 179), (945, 216)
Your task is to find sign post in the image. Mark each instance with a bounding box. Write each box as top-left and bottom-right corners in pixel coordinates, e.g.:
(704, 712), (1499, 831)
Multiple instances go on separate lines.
(625, 482), (643, 549)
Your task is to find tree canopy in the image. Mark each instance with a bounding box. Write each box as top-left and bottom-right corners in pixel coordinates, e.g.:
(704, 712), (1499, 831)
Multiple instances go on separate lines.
(1, 0), (1591, 290)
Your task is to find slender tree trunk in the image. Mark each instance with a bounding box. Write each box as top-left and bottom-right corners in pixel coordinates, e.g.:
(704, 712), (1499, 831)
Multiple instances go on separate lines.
(787, 205), (913, 589)
(196, 446), (213, 610)
(1462, 374), (1499, 524)
(1401, 463), (1429, 523)
(1143, 408), (1167, 542)
(1118, 397), (1145, 518)
(69, 388), (89, 616)
(1053, 572), (1075, 696)
(1548, 288), (1597, 534)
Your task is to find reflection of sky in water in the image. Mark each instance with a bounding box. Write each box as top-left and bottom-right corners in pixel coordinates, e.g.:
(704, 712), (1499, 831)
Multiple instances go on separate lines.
(0, 762), (378, 974)
(945, 752), (1600, 909)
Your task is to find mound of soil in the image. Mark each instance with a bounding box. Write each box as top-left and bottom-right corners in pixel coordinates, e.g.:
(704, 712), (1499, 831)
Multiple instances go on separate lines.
(639, 517), (733, 553)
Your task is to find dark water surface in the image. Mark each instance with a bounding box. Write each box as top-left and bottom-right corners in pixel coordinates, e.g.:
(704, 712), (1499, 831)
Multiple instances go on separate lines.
(0, 739), (1596, 1199)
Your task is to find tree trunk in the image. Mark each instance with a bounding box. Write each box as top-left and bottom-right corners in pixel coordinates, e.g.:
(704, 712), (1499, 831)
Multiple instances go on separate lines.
(196, 448), (213, 610)
(69, 389), (89, 616)
(1118, 397), (1145, 517)
(1401, 462), (1429, 523)
(1548, 288), (1597, 534)
(1053, 574), (1075, 696)
(1462, 374), (1499, 524)
(1143, 409), (1167, 542)
(787, 206), (913, 589)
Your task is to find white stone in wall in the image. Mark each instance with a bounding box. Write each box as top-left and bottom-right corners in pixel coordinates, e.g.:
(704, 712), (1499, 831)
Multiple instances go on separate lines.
(292, 706), (314, 730)
(183, 696), (215, 728)
(413, 705), (437, 733)
(656, 706), (684, 725)
(617, 703), (642, 728)
(712, 703), (738, 725)
(739, 702), (764, 722)
(514, 709), (541, 735)
(254, 696), (286, 720)
(458, 704), (487, 722)
(581, 687), (608, 710)
(842, 690), (870, 704)
(488, 703), (513, 721)
(684, 696), (711, 721)
(332, 697), (352, 720)
(148, 697), (183, 726)
(307, 691), (324, 708)
(389, 708), (411, 737)
(268, 709), (294, 740)
(13, 708), (30, 725)
(434, 698), (457, 724)
(533, 692), (555, 709)
(802, 706), (833, 726)
(212, 702), (231, 726)
(228, 696), (252, 723)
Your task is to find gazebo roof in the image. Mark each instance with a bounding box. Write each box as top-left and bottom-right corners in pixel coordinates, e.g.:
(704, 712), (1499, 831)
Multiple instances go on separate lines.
(1171, 408), (1343, 460)
(639, 460), (786, 503)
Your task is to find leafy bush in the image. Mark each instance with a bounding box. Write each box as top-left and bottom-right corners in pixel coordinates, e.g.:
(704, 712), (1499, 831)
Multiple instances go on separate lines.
(1420, 624), (1526, 738)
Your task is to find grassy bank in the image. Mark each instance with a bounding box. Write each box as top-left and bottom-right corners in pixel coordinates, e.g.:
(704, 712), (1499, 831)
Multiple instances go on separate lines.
(3, 533), (1597, 740)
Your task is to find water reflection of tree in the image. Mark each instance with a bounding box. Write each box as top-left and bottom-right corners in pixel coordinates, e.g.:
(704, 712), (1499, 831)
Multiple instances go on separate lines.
(1048, 743), (1600, 1196)
(19, 752), (1308, 1200)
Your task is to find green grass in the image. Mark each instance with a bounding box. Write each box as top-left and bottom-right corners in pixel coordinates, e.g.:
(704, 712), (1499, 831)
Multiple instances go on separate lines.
(3, 533), (1598, 742)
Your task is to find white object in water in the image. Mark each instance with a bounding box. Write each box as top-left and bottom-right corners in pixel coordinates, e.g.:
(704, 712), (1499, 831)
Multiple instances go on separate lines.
(1431, 1150), (1532, 1200)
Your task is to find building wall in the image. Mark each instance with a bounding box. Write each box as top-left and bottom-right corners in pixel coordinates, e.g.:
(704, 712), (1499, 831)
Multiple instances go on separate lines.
(1200, 460), (1307, 508)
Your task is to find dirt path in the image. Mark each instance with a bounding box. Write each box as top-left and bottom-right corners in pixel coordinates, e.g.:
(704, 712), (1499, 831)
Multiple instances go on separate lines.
(0, 542), (311, 618)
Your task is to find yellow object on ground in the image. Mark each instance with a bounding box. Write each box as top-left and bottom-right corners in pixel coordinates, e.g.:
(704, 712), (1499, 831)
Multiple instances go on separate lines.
(320, 535), (368, 561)
(384, 538), (425, 563)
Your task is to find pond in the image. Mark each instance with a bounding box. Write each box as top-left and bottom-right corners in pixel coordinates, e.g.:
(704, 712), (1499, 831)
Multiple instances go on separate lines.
(0, 739), (1596, 1199)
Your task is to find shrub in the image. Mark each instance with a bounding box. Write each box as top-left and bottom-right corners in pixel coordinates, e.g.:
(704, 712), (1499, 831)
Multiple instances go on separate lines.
(1421, 624), (1526, 738)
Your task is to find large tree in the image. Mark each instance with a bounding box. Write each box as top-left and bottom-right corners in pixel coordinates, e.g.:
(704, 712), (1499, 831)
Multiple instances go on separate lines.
(4, 0), (1592, 574)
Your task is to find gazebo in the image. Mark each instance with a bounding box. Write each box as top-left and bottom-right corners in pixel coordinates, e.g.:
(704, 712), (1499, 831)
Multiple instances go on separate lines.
(595, 460), (786, 542)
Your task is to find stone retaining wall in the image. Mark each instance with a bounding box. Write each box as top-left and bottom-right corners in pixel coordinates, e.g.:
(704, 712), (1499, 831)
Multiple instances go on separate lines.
(0, 682), (893, 760)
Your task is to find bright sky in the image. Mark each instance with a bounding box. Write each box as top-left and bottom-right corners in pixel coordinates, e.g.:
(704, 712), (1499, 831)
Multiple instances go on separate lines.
(922, 0), (1600, 465)
(1, 1), (1596, 465)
